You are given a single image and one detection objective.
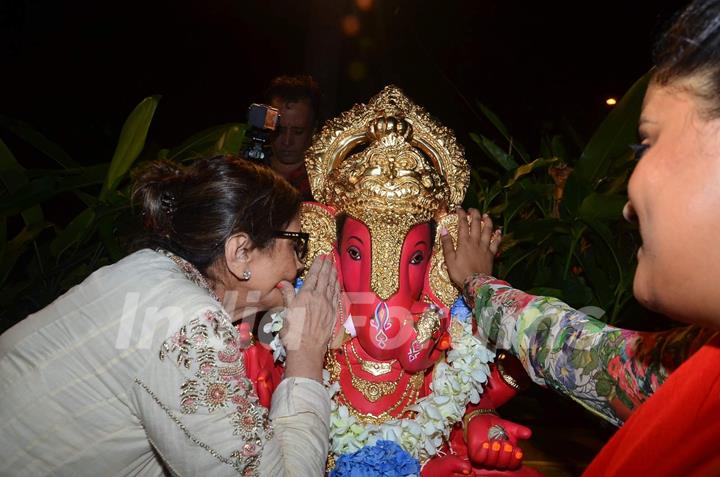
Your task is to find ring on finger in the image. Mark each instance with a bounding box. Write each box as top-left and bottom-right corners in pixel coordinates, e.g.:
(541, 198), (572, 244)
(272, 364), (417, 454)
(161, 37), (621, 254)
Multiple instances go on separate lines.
(488, 424), (509, 441)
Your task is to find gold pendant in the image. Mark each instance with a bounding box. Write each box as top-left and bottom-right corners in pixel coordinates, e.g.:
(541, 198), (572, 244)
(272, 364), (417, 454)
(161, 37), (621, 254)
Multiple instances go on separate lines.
(360, 360), (393, 377)
(350, 342), (394, 376)
(350, 375), (398, 402)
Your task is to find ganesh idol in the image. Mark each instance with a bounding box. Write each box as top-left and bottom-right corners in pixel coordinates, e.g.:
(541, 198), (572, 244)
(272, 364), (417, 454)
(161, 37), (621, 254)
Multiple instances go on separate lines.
(294, 86), (541, 476)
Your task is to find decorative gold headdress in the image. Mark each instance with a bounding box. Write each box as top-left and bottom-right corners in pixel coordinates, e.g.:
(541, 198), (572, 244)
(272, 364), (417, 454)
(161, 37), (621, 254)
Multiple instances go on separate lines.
(303, 86), (469, 304)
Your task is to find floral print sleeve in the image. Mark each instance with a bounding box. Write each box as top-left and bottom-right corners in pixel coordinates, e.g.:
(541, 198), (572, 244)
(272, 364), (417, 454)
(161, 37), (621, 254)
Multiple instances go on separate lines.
(463, 273), (718, 427)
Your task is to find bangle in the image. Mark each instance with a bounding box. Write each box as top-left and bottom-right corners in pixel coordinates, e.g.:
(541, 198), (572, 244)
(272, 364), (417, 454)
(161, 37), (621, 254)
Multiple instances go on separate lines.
(496, 352), (522, 390)
(495, 352), (520, 391)
(462, 408), (497, 441)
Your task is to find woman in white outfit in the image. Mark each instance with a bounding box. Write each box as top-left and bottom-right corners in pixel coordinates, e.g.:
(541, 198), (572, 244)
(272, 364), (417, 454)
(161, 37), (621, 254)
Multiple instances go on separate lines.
(0, 156), (339, 476)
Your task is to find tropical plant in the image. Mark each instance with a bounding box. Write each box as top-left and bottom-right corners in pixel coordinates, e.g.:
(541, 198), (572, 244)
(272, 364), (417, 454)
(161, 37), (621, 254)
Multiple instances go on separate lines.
(0, 97), (246, 332)
(465, 72), (654, 326)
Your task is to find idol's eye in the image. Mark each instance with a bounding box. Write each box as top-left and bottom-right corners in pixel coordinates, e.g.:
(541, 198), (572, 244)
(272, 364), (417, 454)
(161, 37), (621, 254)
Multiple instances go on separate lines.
(347, 246), (362, 261)
(410, 251), (425, 265)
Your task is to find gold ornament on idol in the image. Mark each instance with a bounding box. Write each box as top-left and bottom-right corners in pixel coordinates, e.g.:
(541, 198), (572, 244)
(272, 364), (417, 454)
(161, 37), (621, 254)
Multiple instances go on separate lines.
(302, 86), (470, 306)
(344, 347), (402, 402)
(350, 341), (395, 377)
(325, 347), (424, 425)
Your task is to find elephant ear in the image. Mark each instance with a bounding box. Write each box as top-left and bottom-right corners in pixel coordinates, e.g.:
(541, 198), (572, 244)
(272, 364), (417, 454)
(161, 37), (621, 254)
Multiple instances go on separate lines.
(426, 212), (461, 307)
(300, 202), (338, 279)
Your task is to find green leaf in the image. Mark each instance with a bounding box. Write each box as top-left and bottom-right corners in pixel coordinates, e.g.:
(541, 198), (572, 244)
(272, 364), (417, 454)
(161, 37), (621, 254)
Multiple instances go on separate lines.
(476, 102), (530, 163)
(579, 193), (627, 221)
(562, 173), (592, 217)
(74, 190), (99, 207)
(563, 278), (594, 307)
(487, 202), (508, 215)
(168, 123), (247, 162)
(215, 124), (247, 156)
(507, 218), (570, 243)
(504, 157), (558, 188)
(560, 118), (586, 152)
(470, 133), (519, 172)
(0, 139), (26, 193)
(98, 216), (123, 261)
(0, 165), (108, 217)
(50, 208), (96, 257)
(101, 95), (161, 199)
(550, 135), (570, 163)
(539, 135), (553, 160)
(0, 115), (80, 169)
(0, 222), (52, 286)
(575, 71), (651, 182)
(25, 164), (108, 179)
(479, 181), (504, 212)
(496, 247), (537, 280)
(604, 165), (632, 195)
(0, 138), (44, 226)
(582, 218), (625, 288)
(585, 262), (618, 311)
(499, 181), (544, 222)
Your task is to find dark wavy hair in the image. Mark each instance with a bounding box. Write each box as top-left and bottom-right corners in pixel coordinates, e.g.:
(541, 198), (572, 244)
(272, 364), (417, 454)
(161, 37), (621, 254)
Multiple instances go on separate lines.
(264, 74), (322, 123)
(654, 0), (720, 116)
(132, 155), (301, 273)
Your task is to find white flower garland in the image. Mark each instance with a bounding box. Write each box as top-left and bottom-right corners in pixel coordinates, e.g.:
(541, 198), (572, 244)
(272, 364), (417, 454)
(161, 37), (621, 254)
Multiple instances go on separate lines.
(263, 310), (287, 362)
(326, 320), (494, 463)
(265, 309), (495, 463)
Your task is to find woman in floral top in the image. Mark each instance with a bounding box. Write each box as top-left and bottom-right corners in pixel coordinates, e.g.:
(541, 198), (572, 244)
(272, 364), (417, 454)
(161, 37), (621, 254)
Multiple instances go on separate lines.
(441, 159), (720, 476)
(440, 209), (717, 427)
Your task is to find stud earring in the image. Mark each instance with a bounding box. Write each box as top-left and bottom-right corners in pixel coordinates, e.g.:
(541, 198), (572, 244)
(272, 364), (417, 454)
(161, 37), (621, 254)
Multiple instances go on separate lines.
(241, 270), (252, 281)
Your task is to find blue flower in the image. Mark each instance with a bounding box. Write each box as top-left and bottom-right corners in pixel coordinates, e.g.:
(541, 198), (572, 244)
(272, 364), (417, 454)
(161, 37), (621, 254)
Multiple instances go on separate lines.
(451, 297), (472, 323)
(330, 441), (420, 477)
(553, 350), (577, 389)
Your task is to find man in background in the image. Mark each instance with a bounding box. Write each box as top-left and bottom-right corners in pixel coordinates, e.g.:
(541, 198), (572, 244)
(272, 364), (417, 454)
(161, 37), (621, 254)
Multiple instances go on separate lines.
(264, 75), (321, 201)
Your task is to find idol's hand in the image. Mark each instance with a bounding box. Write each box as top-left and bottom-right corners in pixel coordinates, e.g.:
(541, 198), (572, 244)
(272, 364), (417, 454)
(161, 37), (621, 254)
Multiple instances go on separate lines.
(440, 208), (502, 289)
(243, 344), (275, 408)
(466, 414), (530, 470)
(278, 255), (339, 381)
(421, 455), (472, 477)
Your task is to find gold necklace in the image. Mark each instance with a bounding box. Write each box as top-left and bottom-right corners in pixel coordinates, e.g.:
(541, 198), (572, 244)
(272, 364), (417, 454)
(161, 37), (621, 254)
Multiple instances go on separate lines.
(344, 344), (402, 402)
(349, 341), (395, 377)
(326, 348), (342, 382)
(331, 293), (347, 347)
(340, 372), (424, 424)
(325, 346), (425, 424)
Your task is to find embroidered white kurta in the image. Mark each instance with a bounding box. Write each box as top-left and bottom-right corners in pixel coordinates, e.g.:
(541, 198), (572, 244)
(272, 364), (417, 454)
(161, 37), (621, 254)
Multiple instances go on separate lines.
(0, 249), (330, 476)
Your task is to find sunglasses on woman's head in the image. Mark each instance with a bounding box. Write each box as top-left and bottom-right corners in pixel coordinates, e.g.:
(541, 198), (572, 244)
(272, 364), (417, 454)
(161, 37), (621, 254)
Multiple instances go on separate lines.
(272, 231), (310, 260)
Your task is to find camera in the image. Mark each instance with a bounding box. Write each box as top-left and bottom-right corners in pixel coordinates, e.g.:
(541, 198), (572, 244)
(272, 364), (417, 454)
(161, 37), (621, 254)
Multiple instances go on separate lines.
(243, 103), (280, 163)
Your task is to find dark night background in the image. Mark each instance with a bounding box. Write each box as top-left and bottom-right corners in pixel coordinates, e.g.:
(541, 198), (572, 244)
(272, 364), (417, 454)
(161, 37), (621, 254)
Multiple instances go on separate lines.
(1, 0), (688, 169)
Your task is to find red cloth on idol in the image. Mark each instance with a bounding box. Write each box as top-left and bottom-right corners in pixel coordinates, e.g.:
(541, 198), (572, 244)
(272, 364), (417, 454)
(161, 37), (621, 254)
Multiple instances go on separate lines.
(583, 336), (720, 477)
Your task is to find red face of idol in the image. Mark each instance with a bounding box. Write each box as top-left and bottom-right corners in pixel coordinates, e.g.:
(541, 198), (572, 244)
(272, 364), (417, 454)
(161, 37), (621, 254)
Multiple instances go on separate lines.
(338, 216), (444, 370)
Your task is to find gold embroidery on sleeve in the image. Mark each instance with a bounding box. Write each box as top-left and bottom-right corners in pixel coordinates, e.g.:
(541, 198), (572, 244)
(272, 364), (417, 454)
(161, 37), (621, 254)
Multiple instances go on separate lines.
(158, 309), (273, 476)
